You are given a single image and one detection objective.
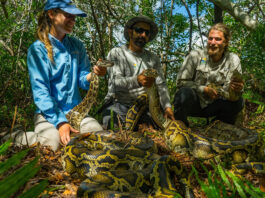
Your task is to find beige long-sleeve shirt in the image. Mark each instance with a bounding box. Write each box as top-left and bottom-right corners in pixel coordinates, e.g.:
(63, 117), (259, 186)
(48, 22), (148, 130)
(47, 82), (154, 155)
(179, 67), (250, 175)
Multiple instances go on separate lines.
(176, 48), (242, 108)
(105, 45), (172, 110)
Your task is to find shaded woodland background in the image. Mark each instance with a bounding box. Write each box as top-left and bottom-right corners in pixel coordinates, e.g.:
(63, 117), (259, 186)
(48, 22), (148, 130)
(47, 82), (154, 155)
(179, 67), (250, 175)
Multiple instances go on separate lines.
(0, 0), (264, 132)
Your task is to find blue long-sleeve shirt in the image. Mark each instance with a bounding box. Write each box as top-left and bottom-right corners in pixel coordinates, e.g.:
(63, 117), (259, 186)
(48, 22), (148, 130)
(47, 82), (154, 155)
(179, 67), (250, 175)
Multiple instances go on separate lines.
(27, 34), (91, 127)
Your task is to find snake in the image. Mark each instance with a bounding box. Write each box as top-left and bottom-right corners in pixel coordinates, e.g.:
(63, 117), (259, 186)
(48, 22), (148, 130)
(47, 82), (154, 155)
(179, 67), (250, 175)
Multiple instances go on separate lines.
(208, 69), (243, 101)
(66, 60), (114, 131)
(62, 67), (194, 197)
(62, 130), (194, 197)
(62, 66), (264, 197)
(126, 68), (265, 174)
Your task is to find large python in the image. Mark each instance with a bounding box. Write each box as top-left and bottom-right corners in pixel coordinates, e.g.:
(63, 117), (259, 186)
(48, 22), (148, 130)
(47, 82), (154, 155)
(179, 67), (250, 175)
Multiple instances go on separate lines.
(126, 68), (265, 174)
(66, 60), (114, 131)
(62, 131), (191, 197)
(62, 67), (194, 197)
(62, 66), (264, 197)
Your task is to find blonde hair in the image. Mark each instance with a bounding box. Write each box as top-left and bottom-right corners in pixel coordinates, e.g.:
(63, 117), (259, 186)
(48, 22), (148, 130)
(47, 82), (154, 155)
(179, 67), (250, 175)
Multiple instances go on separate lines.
(208, 23), (231, 51)
(36, 10), (56, 63)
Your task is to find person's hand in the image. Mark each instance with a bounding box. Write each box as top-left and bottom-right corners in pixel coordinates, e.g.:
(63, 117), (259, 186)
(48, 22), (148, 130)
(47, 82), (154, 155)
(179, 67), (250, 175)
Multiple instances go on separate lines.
(137, 70), (155, 88)
(204, 86), (218, 100)
(93, 65), (107, 76)
(93, 59), (108, 76)
(164, 107), (175, 120)
(230, 79), (244, 92)
(58, 123), (79, 145)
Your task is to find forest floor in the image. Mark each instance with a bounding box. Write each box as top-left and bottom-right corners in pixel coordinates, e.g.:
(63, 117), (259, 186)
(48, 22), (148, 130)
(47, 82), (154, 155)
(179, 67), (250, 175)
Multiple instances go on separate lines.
(1, 100), (265, 198)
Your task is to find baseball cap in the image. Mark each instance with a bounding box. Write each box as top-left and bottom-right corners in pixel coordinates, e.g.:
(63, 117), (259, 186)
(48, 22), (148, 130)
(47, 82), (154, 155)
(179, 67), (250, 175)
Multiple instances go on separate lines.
(44, 0), (87, 17)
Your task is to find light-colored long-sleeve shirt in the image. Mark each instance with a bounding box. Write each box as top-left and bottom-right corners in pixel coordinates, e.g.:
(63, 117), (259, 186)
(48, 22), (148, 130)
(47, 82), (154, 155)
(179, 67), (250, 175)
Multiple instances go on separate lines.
(27, 34), (91, 127)
(105, 45), (171, 110)
(176, 48), (242, 108)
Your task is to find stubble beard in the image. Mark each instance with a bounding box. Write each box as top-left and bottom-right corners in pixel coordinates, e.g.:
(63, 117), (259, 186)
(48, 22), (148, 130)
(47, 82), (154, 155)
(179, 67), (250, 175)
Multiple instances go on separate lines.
(207, 43), (226, 57)
(133, 37), (147, 48)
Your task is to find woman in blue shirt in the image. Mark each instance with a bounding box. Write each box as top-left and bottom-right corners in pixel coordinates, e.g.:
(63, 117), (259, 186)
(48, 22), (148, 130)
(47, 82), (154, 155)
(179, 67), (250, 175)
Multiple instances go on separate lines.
(12, 0), (106, 150)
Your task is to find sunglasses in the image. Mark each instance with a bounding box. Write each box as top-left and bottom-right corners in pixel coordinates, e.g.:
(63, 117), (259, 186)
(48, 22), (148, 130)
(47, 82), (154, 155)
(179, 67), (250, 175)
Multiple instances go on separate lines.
(133, 27), (150, 36)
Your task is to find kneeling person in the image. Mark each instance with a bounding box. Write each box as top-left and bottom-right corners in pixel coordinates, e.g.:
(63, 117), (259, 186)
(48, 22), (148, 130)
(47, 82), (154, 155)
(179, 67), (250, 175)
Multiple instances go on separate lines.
(102, 15), (174, 129)
(2, 0), (106, 151)
(174, 23), (244, 126)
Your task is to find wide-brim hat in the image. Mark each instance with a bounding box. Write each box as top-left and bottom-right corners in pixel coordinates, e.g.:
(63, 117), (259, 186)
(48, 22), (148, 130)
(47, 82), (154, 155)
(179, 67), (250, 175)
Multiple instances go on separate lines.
(124, 15), (158, 42)
(44, 0), (87, 17)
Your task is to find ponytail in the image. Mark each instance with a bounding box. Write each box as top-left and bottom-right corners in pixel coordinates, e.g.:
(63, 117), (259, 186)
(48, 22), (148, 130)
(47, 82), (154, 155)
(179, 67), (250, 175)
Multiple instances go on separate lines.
(36, 10), (54, 63)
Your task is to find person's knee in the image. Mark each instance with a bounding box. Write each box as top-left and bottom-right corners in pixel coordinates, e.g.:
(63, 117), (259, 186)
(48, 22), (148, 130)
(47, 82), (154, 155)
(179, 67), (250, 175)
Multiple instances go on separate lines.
(35, 126), (60, 150)
(215, 98), (245, 124)
(234, 97), (244, 113)
(43, 139), (60, 151)
(80, 117), (103, 133)
(224, 97), (244, 115)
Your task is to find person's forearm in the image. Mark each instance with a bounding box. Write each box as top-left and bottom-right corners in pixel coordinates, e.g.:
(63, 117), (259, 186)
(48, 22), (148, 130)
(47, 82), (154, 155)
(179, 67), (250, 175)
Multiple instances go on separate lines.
(177, 79), (205, 94)
(114, 75), (141, 91)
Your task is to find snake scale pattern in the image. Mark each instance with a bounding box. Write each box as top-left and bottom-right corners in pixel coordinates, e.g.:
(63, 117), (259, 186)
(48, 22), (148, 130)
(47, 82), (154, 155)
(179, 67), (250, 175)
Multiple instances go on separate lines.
(62, 131), (189, 197)
(66, 60), (114, 131)
(63, 67), (194, 197)
(62, 67), (265, 197)
(208, 69), (243, 101)
(126, 68), (265, 173)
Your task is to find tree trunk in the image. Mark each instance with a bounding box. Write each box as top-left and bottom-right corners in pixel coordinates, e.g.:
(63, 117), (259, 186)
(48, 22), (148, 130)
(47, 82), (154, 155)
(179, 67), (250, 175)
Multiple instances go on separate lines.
(214, 4), (223, 24)
(207, 0), (258, 31)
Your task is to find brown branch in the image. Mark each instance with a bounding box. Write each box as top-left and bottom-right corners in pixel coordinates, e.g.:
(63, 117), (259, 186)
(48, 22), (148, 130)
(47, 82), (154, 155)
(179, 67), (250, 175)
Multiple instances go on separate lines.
(108, 22), (113, 49)
(10, 106), (17, 134)
(163, 0), (174, 79)
(207, 0), (258, 31)
(16, 33), (26, 73)
(160, 0), (164, 53)
(160, 49), (186, 56)
(88, 0), (106, 59)
(101, 0), (123, 26)
(0, 37), (25, 72)
(1, 0), (8, 19)
(161, 58), (182, 63)
(0, 78), (11, 99)
(196, 0), (204, 47)
(214, 4), (223, 23)
(169, 0), (174, 37)
(255, 0), (265, 18)
(180, 0), (193, 52)
(247, 3), (257, 14)
(0, 39), (14, 56)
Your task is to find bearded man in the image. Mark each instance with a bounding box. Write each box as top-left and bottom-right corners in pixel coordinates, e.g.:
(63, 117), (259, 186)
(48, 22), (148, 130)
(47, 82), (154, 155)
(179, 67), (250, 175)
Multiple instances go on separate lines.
(173, 23), (244, 127)
(102, 15), (174, 129)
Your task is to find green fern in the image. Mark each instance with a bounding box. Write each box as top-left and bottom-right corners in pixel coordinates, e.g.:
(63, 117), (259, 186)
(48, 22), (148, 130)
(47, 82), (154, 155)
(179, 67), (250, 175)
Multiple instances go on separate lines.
(193, 162), (265, 198)
(0, 140), (48, 198)
(0, 139), (12, 155)
(243, 90), (265, 106)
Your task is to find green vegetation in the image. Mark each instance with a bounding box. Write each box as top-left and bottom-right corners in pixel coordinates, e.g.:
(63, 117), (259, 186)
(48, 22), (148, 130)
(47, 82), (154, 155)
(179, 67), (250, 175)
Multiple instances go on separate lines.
(0, 0), (264, 197)
(0, 140), (48, 198)
(0, 0), (264, 130)
(192, 162), (265, 198)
